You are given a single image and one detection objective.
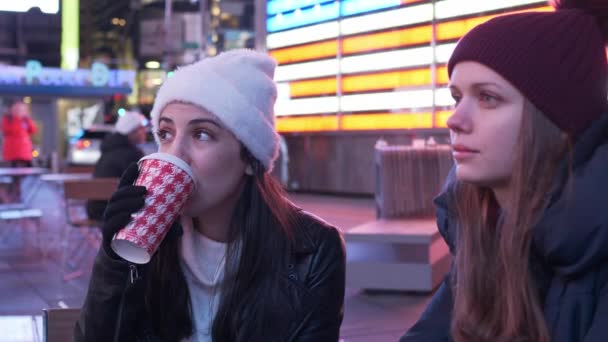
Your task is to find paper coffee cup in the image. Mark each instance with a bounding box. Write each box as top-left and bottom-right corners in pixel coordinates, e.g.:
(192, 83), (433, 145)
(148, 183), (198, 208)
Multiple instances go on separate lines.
(111, 152), (196, 264)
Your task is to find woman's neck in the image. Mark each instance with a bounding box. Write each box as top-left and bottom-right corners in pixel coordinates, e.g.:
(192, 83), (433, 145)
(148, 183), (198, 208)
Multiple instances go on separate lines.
(192, 213), (231, 243)
(193, 189), (245, 242)
(192, 178), (247, 242)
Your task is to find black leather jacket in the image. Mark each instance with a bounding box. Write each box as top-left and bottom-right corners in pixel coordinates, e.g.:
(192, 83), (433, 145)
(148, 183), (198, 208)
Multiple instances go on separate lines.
(74, 210), (346, 342)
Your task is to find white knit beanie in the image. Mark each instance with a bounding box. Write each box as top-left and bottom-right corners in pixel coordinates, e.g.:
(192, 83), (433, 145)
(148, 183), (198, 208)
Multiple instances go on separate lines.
(115, 111), (147, 135)
(150, 49), (280, 172)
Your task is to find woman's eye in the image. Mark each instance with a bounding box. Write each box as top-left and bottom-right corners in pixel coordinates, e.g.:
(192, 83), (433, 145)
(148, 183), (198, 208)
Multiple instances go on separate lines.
(451, 94), (462, 105)
(156, 129), (173, 141)
(479, 92), (499, 107)
(194, 130), (212, 141)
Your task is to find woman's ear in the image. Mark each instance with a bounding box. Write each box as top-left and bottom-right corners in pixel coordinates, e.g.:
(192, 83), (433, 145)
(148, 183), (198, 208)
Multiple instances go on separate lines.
(245, 165), (253, 176)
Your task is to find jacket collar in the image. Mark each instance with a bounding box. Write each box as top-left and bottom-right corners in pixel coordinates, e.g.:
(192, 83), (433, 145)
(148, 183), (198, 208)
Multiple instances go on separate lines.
(292, 208), (316, 255)
(533, 114), (608, 278)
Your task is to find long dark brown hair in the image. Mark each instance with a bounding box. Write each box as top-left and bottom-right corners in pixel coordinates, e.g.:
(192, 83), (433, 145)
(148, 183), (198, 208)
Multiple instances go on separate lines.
(144, 147), (297, 341)
(450, 101), (571, 342)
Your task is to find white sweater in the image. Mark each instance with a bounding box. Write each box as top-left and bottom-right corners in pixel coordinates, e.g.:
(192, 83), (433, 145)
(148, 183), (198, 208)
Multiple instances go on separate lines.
(179, 217), (227, 342)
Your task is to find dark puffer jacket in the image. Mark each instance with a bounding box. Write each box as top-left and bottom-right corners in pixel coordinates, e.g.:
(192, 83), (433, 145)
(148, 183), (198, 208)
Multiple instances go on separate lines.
(401, 114), (608, 342)
(86, 133), (144, 220)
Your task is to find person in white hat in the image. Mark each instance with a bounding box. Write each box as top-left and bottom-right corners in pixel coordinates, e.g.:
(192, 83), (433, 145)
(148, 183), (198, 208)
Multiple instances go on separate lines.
(86, 111), (148, 220)
(76, 49), (346, 342)
(114, 110), (148, 142)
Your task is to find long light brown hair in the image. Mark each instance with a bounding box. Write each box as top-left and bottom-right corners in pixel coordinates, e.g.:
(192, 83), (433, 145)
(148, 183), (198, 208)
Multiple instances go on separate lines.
(450, 101), (571, 342)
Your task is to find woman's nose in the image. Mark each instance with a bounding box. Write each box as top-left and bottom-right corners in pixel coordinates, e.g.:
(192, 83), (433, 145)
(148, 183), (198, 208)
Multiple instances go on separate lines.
(165, 139), (191, 165)
(446, 102), (473, 134)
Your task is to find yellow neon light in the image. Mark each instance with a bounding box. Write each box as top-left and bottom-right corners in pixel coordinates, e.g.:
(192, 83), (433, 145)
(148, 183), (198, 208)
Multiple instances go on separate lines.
(287, 66), (449, 98)
(271, 5), (552, 132)
(276, 111), (454, 132)
(269, 5), (552, 65)
(270, 41), (338, 65)
(276, 115), (339, 132)
(289, 78), (337, 97)
(434, 111), (453, 128)
(436, 6), (552, 40)
(342, 112), (433, 130)
(342, 66), (449, 93)
(343, 25), (432, 55)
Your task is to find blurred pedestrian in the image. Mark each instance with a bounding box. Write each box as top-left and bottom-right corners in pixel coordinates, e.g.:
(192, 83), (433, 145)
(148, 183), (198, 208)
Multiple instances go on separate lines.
(401, 1), (608, 341)
(1, 100), (37, 167)
(86, 111), (147, 221)
(76, 50), (346, 342)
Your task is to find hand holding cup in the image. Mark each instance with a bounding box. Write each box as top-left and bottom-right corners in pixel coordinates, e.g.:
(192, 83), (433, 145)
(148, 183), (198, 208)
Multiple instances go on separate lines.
(111, 153), (196, 264)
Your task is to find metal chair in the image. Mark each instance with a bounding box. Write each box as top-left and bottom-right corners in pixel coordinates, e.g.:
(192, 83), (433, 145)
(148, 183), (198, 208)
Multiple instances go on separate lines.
(0, 205), (43, 247)
(0, 175), (44, 257)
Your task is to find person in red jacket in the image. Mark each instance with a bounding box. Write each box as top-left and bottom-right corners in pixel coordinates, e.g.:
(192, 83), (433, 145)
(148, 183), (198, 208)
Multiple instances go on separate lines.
(2, 100), (38, 167)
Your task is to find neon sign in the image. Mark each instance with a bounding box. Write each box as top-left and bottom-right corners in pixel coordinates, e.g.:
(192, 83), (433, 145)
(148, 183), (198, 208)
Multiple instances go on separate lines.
(0, 0), (59, 14)
(0, 60), (135, 89)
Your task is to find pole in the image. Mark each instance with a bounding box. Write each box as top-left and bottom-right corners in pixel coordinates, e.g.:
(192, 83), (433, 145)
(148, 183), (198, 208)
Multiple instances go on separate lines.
(199, 0), (208, 59)
(163, 0), (173, 70)
(254, 0), (267, 51)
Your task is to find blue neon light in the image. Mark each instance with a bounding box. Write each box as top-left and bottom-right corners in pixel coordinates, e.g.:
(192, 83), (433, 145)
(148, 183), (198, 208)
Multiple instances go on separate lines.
(267, 2), (339, 32)
(267, 0), (329, 16)
(266, 0), (403, 33)
(340, 0), (401, 16)
(70, 129), (85, 143)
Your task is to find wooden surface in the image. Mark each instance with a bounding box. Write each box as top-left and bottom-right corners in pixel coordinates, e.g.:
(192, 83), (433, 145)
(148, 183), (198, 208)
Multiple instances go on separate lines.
(345, 218), (440, 243)
(44, 308), (80, 342)
(345, 218), (449, 291)
(63, 178), (119, 201)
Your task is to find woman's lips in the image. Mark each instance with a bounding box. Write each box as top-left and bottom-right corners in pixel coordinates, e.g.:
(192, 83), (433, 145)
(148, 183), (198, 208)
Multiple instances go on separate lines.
(451, 144), (480, 161)
(451, 144), (479, 153)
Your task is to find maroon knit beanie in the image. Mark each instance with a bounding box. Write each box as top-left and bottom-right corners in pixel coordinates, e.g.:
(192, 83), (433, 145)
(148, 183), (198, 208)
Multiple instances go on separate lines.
(448, 0), (608, 138)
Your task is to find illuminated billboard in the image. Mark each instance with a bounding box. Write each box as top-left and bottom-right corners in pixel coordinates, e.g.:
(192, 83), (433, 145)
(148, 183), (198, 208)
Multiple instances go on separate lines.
(0, 0), (59, 14)
(266, 0), (551, 133)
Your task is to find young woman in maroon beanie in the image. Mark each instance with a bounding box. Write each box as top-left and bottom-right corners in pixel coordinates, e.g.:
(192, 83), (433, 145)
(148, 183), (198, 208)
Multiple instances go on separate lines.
(402, 1), (608, 341)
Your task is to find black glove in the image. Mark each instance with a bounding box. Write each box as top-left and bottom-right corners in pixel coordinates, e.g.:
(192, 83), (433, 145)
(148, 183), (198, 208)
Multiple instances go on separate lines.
(102, 163), (183, 259)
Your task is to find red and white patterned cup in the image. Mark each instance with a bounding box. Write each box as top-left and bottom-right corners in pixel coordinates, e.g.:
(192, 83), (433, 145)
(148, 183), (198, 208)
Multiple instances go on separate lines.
(111, 152), (196, 264)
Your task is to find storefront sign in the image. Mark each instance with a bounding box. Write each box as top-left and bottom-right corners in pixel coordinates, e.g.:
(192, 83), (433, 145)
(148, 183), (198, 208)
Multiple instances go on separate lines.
(0, 60), (134, 88)
(0, 60), (136, 97)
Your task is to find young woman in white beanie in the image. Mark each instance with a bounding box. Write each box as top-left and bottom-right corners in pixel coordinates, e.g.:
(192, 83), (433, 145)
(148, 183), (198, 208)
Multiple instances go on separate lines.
(75, 49), (346, 342)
